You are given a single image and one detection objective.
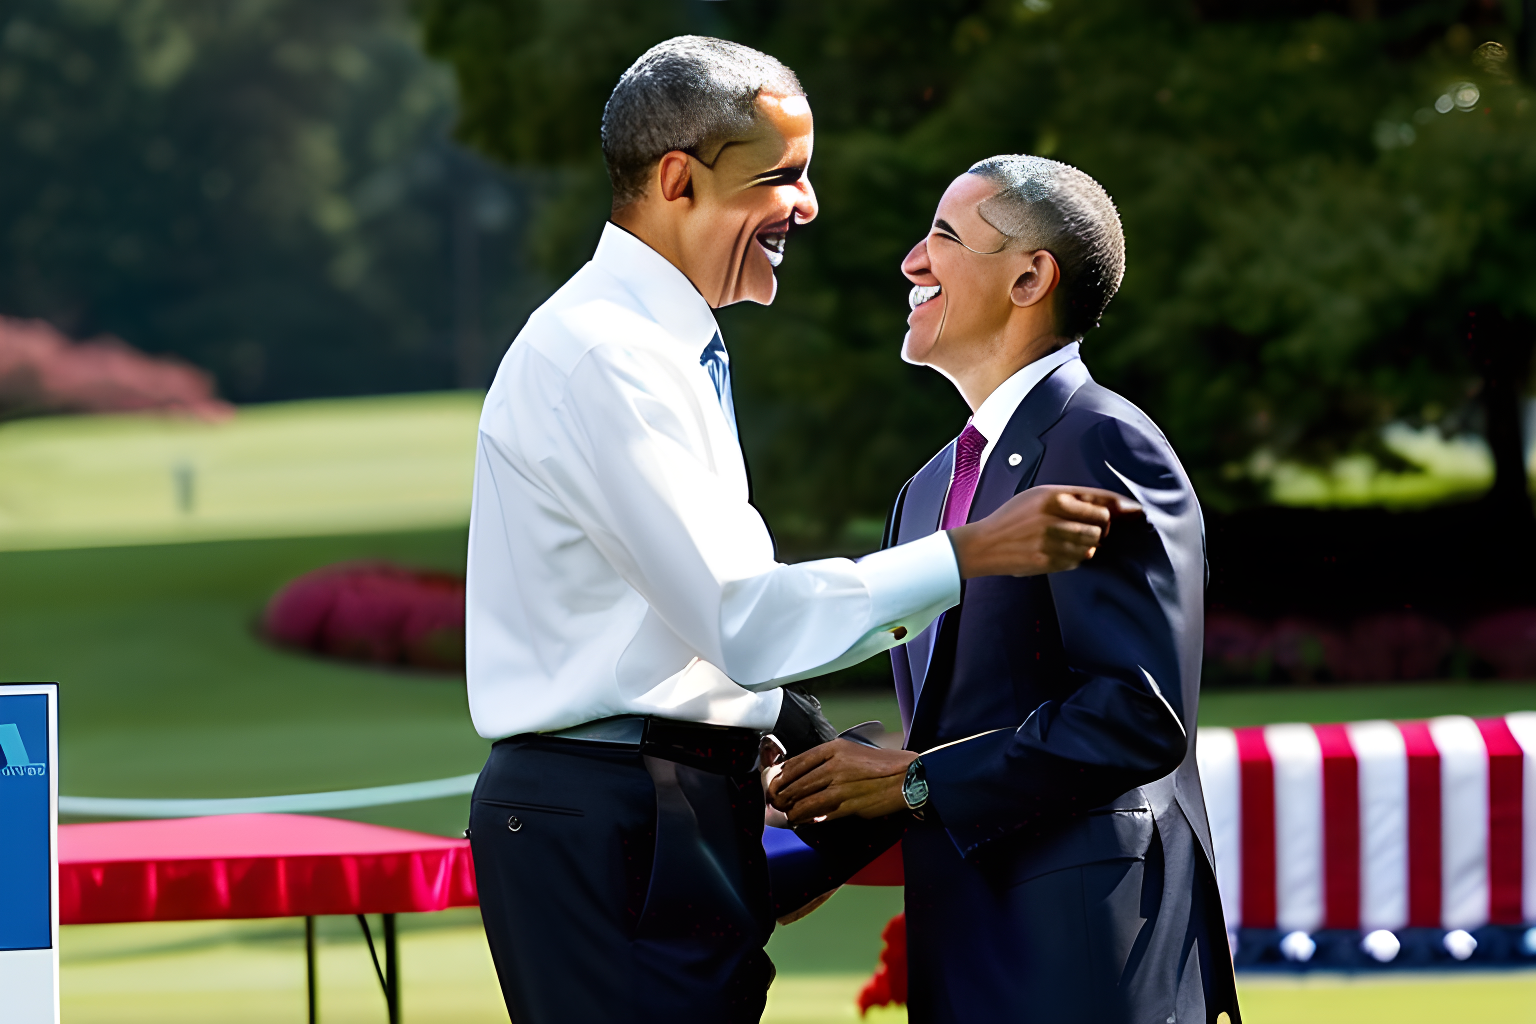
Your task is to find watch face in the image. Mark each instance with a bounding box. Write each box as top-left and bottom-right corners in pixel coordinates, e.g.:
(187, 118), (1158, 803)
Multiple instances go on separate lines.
(903, 763), (929, 809)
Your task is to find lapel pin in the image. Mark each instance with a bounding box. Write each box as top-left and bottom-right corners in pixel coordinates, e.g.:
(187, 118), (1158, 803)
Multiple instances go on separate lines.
(1008, 453), (1023, 467)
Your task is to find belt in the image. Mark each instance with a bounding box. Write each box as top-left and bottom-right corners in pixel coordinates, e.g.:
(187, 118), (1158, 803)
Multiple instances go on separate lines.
(506, 715), (766, 776)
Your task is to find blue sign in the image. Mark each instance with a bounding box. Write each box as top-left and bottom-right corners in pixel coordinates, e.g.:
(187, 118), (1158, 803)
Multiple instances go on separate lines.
(0, 693), (51, 951)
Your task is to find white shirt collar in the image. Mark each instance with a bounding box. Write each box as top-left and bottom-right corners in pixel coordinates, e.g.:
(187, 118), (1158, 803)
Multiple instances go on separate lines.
(970, 341), (1081, 471)
(591, 222), (722, 355)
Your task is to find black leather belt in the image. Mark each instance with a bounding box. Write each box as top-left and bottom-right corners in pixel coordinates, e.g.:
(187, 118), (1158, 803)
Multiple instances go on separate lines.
(501, 715), (766, 776)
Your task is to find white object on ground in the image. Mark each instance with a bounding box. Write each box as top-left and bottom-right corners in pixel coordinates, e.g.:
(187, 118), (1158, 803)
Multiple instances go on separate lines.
(1360, 929), (1400, 963)
(1443, 929), (1478, 961)
(1279, 931), (1316, 962)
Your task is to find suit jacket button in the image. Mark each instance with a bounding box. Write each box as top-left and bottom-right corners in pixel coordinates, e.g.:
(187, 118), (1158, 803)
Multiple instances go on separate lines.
(507, 815), (522, 832)
(1008, 453), (1023, 467)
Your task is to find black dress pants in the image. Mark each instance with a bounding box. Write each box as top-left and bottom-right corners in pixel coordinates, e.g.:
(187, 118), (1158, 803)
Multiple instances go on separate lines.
(470, 736), (775, 1024)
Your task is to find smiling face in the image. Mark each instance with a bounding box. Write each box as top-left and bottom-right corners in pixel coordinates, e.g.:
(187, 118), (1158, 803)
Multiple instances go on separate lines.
(679, 92), (818, 307)
(899, 172), (1066, 409)
(900, 173), (1021, 366)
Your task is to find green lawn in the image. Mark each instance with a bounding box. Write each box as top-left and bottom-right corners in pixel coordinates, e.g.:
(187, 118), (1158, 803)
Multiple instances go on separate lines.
(0, 529), (484, 837)
(56, 913), (1536, 1024)
(0, 393), (482, 552)
(1200, 681), (1536, 727)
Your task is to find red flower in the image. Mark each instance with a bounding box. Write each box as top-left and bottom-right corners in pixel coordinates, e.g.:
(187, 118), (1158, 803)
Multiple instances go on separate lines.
(857, 913), (907, 1015)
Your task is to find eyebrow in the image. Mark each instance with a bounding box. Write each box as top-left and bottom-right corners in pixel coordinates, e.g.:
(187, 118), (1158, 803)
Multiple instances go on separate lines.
(749, 164), (806, 187)
(932, 218), (965, 241)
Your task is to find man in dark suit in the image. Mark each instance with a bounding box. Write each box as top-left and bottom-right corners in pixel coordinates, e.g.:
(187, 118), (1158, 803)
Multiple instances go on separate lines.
(772, 155), (1239, 1023)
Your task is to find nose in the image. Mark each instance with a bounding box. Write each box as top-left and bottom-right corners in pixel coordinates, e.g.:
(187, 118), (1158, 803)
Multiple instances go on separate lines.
(793, 177), (819, 226)
(901, 237), (932, 283)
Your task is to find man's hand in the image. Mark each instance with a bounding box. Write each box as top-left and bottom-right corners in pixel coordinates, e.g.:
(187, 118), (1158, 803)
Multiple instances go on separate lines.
(948, 484), (1141, 580)
(767, 739), (919, 825)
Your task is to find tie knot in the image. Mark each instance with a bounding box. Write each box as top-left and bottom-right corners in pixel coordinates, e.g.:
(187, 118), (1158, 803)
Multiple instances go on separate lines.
(940, 424), (988, 531)
(699, 332), (737, 440)
(956, 424), (987, 464)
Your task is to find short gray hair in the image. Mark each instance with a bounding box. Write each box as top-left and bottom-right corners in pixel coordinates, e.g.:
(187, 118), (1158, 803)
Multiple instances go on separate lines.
(601, 36), (804, 210)
(967, 155), (1126, 339)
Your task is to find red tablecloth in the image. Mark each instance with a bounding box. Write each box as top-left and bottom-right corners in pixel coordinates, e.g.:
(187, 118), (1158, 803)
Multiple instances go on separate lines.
(60, 814), (478, 924)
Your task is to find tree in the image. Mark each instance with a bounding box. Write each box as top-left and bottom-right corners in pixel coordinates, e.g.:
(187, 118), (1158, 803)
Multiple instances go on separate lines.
(416, 0), (1536, 548)
(0, 0), (528, 401)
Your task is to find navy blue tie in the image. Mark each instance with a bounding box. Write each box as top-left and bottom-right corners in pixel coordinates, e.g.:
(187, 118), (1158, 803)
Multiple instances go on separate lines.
(700, 332), (738, 440)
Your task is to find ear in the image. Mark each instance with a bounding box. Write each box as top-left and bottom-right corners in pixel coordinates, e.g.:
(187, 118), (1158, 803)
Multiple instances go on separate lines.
(1010, 251), (1060, 308)
(657, 151), (693, 203)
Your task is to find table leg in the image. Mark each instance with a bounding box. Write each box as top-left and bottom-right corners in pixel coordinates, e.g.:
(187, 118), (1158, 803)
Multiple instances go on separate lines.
(356, 913), (400, 1023)
(305, 916), (318, 1024)
(384, 914), (399, 1024)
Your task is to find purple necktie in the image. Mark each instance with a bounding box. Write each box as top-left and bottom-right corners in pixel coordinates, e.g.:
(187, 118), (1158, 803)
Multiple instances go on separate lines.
(940, 424), (988, 530)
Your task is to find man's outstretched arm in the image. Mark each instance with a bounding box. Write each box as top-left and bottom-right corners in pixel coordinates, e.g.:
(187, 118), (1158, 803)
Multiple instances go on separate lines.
(530, 345), (1133, 692)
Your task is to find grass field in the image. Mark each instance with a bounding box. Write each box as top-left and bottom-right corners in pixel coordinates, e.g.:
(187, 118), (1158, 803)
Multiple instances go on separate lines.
(0, 393), (482, 552)
(8, 526), (1536, 1021)
(56, 914), (1536, 1024)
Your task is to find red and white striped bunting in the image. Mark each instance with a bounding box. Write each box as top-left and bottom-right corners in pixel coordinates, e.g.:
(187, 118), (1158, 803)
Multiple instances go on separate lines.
(1198, 714), (1536, 932)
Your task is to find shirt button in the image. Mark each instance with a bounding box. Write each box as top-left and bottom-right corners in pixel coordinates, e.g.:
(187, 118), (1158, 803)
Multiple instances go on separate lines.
(1008, 453), (1023, 467)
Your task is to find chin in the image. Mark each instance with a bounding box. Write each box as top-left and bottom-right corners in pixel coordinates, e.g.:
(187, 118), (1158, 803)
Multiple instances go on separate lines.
(900, 330), (930, 366)
(728, 262), (778, 307)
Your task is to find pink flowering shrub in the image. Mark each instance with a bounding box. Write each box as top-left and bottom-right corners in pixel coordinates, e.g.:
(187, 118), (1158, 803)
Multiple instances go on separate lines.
(264, 562), (465, 672)
(1267, 618), (1344, 683)
(1461, 609), (1536, 679)
(1204, 612), (1272, 679)
(1338, 613), (1453, 682)
(0, 316), (231, 420)
(1205, 610), (1454, 683)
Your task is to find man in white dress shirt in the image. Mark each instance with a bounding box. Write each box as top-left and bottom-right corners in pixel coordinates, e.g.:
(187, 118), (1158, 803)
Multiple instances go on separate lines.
(464, 38), (1132, 1023)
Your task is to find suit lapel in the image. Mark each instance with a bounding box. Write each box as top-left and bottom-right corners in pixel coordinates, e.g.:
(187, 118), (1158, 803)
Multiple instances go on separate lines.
(904, 359), (1094, 747)
(969, 359), (1092, 521)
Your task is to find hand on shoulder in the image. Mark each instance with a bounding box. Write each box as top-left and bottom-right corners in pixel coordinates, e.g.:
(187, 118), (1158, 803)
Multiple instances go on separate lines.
(948, 484), (1141, 579)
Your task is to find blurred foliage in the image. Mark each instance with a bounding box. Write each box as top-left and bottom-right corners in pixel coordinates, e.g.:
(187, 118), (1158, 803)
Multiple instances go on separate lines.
(0, 0), (533, 401)
(416, 0), (1536, 547)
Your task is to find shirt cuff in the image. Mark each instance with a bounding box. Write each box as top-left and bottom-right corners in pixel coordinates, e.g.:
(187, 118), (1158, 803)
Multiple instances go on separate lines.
(736, 533), (961, 692)
(857, 531), (961, 634)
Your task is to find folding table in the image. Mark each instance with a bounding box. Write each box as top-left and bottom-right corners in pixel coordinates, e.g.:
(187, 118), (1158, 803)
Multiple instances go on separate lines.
(59, 814), (477, 1023)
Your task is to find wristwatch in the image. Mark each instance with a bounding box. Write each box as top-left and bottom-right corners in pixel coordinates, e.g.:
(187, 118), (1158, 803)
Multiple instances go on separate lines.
(902, 757), (929, 814)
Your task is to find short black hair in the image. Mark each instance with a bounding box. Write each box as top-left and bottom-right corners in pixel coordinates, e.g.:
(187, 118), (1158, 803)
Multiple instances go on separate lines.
(967, 155), (1126, 339)
(601, 36), (804, 210)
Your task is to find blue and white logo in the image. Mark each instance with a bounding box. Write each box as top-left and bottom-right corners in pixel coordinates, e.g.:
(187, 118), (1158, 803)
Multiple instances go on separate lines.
(0, 691), (52, 953)
(0, 723), (45, 777)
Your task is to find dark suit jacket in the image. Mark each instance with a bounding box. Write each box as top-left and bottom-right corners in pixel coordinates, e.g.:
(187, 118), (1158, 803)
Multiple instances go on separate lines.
(887, 358), (1239, 1023)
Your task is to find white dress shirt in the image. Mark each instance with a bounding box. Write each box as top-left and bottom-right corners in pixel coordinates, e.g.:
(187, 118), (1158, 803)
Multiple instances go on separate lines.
(466, 224), (961, 740)
(969, 341), (1081, 463)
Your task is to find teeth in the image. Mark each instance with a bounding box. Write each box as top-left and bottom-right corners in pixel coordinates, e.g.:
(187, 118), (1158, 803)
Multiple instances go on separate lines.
(758, 233), (786, 267)
(909, 284), (941, 310)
